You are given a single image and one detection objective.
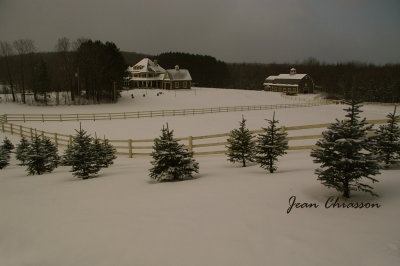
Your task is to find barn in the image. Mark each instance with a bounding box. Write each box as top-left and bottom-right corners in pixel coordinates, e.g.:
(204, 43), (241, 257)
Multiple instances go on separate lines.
(264, 68), (314, 94)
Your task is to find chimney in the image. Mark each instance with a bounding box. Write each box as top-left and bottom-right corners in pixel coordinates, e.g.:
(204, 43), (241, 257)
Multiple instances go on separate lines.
(290, 68), (296, 75)
(175, 65), (180, 71)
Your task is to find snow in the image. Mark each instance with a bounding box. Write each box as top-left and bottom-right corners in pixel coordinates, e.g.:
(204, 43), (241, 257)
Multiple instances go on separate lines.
(0, 88), (393, 143)
(0, 152), (399, 266)
(1, 88), (399, 265)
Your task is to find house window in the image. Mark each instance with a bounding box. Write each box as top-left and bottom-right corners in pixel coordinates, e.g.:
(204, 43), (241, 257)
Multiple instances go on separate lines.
(175, 82), (179, 88)
(183, 81), (187, 88)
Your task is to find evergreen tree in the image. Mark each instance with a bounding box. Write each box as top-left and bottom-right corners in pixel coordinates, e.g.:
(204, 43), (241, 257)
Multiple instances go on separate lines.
(69, 127), (100, 179)
(61, 144), (74, 166)
(15, 137), (30, 166)
(25, 135), (57, 175)
(2, 137), (14, 153)
(92, 136), (116, 169)
(226, 116), (255, 167)
(256, 112), (288, 173)
(374, 106), (400, 167)
(100, 138), (117, 168)
(42, 137), (60, 169)
(92, 137), (104, 170)
(0, 147), (10, 169)
(150, 124), (199, 182)
(310, 100), (381, 198)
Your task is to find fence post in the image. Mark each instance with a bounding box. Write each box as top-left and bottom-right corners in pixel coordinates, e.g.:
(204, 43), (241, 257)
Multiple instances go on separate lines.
(93, 114), (96, 121)
(60, 114), (62, 121)
(69, 135), (73, 145)
(54, 133), (58, 146)
(124, 112), (126, 119)
(20, 125), (23, 136)
(1, 123), (4, 133)
(188, 136), (193, 152)
(128, 139), (133, 158)
(42, 114), (44, 122)
(30, 128), (33, 140)
(109, 113), (112, 120)
(41, 131), (44, 139)
(23, 114), (26, 123)
(4, 114), (7, 123)
(10, 124), (13, 135)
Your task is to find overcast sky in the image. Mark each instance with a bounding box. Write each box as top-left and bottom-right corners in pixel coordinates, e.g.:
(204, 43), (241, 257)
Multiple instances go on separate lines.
(0, 0), (399, 64)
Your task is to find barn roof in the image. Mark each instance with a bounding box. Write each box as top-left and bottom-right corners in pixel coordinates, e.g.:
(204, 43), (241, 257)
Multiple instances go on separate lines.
(265, 73), (308, 85)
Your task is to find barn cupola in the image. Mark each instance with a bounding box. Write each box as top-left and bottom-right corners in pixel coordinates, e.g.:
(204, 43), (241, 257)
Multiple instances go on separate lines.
(175, 65), (180, 71)
(290, 68), (296, 75)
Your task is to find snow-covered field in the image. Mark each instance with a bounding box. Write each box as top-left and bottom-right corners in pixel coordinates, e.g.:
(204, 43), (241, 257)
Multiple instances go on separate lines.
(0, 88), (394, 140)
(1, 88), (399, 266)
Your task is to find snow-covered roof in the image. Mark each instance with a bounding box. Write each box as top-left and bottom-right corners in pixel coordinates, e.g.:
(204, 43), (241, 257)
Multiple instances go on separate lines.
(264, 73), (309, 86)
(127, 58), (166, 74)
(265, 76), (277, 81)
(276, 74), (307, 80)
(165, 69), (192, 81)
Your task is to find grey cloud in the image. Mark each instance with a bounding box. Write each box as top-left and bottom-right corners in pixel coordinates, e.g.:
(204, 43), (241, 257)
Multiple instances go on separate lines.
(0, 0), (399, 64)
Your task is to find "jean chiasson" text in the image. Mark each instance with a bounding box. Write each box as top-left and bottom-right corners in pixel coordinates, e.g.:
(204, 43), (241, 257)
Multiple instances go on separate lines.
(286, 195), (381, 214)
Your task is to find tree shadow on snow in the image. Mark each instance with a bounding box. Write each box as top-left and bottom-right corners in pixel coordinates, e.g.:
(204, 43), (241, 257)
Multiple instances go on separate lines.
(146, 174), (203, 184)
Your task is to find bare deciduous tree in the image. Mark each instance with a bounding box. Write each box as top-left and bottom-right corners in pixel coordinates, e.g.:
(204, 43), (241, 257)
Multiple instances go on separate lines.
(55, 37), (72, 104)
(0, 41), (16, 101)
(13, 39), (36, 104)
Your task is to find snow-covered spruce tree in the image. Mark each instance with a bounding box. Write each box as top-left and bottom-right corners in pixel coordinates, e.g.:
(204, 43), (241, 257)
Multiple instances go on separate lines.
(310, 100), (381, 198)
(374, 106), (400, 167)
(256, 112), (288, 173)
(226, 116), (256, 167)
(150, 124), (199, 182)
(100, 138), (116, 168)
(42, 137), (60, 169)
(25, 135), (57, 175)
(92, 137), (104, 170)
(0, 147), (10, 169)
(15, 137), (30, 166)
(69, 127), (100, 179)
(92, 136), (116, 170)
(2, 137), (14, 154)
(61, 144), (74, 166)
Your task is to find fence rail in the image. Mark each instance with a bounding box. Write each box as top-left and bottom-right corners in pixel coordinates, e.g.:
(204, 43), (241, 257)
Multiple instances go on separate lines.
(2, 101), (331, 123)
(0, 116), (389, 157)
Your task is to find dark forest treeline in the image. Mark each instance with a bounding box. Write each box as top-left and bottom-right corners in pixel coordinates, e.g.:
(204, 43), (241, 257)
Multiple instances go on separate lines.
(1, 42), (400, 104)
(0, 38), (126, 105)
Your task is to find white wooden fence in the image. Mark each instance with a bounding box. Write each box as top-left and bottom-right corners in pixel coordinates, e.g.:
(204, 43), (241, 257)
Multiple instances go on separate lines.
(2, 101), (331, 123)
(0, 117), (388, 157)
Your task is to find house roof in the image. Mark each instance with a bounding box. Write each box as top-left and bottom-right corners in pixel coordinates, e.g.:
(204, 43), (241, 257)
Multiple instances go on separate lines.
(165, 69), (192, 81)
(127, 58), (166, 73)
